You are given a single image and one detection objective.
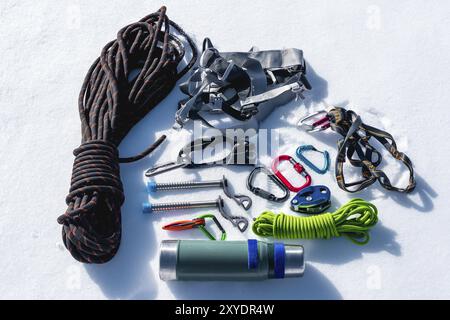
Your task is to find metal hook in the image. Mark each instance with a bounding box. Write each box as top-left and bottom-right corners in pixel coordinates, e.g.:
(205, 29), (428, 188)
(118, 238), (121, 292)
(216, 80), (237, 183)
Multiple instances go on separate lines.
(216, 197), (249, 232)
(221, 176), (253, 210)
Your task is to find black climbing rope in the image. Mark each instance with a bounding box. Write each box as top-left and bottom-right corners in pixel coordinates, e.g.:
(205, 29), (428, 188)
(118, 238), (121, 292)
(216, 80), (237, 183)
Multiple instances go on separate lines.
(57, 7), (197, 263)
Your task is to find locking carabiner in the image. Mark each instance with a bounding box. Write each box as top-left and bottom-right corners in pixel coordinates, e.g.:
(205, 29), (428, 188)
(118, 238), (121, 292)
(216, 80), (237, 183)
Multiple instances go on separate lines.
(162, 214), (227, 240)
(297, 110), (330, 132)
(246, 166), (290, 203)
(271, 155), (312, 192)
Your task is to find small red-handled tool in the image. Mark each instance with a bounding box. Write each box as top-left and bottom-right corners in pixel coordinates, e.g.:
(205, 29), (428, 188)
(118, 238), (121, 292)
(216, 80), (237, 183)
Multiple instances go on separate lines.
(162, 214), (226, 240)
(163, 218), (205, 231)
(271, 155), (312, 192)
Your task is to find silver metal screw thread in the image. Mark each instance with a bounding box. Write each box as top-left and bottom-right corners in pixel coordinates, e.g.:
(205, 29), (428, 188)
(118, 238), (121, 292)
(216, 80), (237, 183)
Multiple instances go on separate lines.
(154, 181), (220, 191)
(149, 200), (218, 212)
(149, 202), (196, 212)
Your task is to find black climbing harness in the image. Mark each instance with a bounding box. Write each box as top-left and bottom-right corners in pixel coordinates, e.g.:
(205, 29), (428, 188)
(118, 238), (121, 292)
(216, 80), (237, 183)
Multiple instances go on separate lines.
(175, 38), (311, 129)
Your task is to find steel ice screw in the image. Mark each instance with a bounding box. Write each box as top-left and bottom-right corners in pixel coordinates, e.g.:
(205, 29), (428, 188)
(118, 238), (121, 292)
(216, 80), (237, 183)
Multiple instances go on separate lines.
(143, 199), (220, 213)
(146, 175), (252, 210)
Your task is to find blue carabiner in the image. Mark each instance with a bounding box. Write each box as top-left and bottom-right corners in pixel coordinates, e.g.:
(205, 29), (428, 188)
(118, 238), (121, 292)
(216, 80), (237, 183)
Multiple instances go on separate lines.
(296, 145), (330, 175)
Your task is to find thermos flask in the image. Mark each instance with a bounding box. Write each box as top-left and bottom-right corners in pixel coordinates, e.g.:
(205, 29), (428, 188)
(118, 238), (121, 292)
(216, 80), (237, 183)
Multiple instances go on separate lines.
(159, 239), (305, 281)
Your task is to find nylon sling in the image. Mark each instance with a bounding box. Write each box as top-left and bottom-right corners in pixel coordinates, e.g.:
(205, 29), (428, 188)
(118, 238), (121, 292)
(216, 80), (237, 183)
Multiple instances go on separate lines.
(328, 107), (416, 193)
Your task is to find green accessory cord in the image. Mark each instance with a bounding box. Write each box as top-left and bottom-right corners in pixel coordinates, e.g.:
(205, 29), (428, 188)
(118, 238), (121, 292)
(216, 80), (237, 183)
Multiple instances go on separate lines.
(252, 198), (378, 245)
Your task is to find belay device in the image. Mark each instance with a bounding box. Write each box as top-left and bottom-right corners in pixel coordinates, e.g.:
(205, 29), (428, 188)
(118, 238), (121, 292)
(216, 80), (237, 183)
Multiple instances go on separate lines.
(175, 38), (311, 129)
(290, 185), (331, 214)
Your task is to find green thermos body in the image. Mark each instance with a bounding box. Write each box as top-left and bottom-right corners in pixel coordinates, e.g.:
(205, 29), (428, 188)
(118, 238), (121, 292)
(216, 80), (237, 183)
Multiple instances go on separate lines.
(159, 239), (305, 281)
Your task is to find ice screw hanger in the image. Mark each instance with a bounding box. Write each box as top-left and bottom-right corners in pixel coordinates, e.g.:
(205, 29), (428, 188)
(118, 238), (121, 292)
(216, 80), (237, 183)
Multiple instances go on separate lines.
(296, 145), (330, 174)
(163, 214), (226, 240)
(271, 155), (312, 192)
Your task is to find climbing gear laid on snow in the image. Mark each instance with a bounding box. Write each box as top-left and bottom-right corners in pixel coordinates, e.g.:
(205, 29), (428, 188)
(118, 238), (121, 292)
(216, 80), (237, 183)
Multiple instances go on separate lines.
(145, 135), (256, 177)
(290, 185), (331, 214)
(300, 107), (416, 193)
(159, 239), (305, 281)
(163, 214), (227, 241)
(271, 155), (312, 192)
(143, 196), (249, 232)
(175, 37), (311, 130)
(247, 166), (290, 203)
(296, 145), (330, 174)
(253, 198), (378, 245)
(147, 175), (252, 210)
(57, 6), (416, 271)
(57, 7), (198, 264)
(297, 110), (330, 132)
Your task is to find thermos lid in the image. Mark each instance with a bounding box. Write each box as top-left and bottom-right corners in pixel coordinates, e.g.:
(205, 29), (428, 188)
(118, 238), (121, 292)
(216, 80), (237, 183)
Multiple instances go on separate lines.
(159, 240), (179, 281)
(283, 244), (305, 278)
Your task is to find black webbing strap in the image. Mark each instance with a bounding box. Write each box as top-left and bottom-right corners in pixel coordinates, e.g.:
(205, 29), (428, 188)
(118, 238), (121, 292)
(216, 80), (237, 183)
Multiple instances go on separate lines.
(327, 107), (416, 193)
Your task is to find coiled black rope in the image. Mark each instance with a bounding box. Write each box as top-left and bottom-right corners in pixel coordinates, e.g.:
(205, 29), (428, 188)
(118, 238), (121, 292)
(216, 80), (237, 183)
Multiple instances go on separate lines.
(57, 7), (197, 263)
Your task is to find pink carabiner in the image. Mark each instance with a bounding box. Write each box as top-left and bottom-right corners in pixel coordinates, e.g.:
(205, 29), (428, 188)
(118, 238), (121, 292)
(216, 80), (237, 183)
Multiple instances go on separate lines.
(298, 111), (331, 132)
(271, 155), (312, 192)
(312, 117), (330, 131)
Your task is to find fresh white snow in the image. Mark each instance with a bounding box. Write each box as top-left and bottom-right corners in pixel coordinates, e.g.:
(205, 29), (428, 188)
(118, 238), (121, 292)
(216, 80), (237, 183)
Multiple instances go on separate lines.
(0, 0), (449, 299)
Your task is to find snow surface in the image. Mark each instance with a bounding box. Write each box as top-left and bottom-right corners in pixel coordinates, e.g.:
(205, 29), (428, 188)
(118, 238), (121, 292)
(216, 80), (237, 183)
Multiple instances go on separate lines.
(0, 0), (449, 300)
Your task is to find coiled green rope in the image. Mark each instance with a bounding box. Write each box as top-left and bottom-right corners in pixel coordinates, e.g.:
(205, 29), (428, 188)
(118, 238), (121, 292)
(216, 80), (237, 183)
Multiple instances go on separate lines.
(252, 198), (378, 245)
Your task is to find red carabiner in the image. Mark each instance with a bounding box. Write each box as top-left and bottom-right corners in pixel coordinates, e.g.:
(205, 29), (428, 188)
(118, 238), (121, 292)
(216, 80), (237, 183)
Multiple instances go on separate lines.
(271, 155), (312, 192)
